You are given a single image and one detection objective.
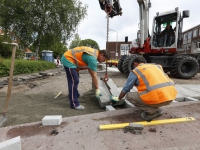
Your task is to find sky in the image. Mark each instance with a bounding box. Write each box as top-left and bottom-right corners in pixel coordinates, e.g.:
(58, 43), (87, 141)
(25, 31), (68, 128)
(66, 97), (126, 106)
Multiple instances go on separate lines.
(69, 0), (200, 49)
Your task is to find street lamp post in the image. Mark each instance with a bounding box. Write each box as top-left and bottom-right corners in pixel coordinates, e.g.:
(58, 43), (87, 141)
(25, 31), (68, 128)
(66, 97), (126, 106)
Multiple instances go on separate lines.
(109, 29), (118, 59)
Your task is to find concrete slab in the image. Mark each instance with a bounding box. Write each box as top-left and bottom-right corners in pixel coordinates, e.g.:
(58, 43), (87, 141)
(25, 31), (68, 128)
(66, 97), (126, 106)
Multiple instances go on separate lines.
(97, 79), (111, 108)
(184, 97), (199, 102)
(175, 86), (200, 97)
(97, 78), (126, 108)
(177, 84), (200, 93)
(0, 101), (200, 150)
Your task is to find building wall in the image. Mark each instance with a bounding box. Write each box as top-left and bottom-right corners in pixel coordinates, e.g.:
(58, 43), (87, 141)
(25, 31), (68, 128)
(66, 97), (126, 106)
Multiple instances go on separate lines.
(182, 24), (200, 53)
(106, 41), (131, 59)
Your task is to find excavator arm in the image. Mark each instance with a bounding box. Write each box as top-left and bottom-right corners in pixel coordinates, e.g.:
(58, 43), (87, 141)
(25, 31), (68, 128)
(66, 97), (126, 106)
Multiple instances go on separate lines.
(98, 0), (122, 18)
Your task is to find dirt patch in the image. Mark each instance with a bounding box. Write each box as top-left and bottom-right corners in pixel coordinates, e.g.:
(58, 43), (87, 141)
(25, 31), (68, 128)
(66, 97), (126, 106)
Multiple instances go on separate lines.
(0, 67), (200, 127)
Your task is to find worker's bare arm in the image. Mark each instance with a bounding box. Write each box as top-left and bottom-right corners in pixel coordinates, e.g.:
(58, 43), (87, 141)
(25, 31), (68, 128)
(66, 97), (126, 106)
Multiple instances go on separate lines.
(118, 91), (126, 100)
(88, 68), (98, 89)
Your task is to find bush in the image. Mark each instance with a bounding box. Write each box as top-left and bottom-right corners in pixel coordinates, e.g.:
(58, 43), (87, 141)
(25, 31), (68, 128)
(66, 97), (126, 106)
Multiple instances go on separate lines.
(0, 58), (56, 77)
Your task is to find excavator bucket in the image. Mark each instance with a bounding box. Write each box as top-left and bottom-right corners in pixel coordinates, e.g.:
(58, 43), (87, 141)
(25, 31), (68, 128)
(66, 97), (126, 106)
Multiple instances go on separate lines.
(98, 0), (122, 18)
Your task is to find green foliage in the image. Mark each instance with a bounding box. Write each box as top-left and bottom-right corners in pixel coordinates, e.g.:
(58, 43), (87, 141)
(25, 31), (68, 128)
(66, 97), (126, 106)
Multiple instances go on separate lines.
(79, 39), (100, 49)
(0, 36), (12, 58)
(0, 36), (25, 59)
(0, 57), (9, 77)
(15, 49), (25, 59)
(0, 0), (88, 49)
(69, 33), (81, 49)
(0, 59), (55, 77)
(30, 34), (67, 59)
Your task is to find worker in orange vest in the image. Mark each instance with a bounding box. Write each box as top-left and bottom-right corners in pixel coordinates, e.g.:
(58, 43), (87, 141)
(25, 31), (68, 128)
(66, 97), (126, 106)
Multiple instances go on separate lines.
(61, 46), (110, 110)
(111, 56), (177, 121)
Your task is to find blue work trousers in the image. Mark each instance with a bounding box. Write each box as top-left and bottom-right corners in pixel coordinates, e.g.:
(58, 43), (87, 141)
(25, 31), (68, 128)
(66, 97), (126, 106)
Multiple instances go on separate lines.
(64, 66), (80, 108)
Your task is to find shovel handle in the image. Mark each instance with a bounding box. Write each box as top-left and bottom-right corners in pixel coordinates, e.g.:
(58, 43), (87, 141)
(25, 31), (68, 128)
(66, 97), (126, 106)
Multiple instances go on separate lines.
(3, 45), (17, 113)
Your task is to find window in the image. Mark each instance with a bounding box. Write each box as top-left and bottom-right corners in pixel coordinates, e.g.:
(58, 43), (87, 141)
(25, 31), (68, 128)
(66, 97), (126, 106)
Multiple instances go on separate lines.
(120, 44), (129, 55)
(187, 31), (192, 40)
(193, 28), (198, 38)
(183, 33), (187, 41)
(187, 43), (191, 49)
(183, 44), (187, 50)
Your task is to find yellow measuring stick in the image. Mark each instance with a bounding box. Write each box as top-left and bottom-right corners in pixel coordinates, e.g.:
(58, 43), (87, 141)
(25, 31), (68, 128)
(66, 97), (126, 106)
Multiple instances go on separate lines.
(99, 117), (195, 130)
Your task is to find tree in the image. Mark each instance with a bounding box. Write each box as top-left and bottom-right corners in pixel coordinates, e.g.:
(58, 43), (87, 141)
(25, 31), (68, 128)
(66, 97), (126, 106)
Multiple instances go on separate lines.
(30, 33), (67, 58)
(79, 39), (100, 49)
(69, 33), (81, 49)
(0, 35), (13, 58)
(0, 0), (88, 60)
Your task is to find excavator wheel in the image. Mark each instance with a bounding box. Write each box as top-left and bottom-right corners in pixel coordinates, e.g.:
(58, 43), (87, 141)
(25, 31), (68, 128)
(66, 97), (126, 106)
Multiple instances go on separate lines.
(117, 55), (127, 73)
(122, 54), (140, 76)
(170, 55), (199, 79)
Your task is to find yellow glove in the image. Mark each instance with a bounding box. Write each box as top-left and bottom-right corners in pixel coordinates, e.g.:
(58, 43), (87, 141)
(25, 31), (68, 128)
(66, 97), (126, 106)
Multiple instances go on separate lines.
(110, 95), (119, 102)
(95, 89), (102, 99)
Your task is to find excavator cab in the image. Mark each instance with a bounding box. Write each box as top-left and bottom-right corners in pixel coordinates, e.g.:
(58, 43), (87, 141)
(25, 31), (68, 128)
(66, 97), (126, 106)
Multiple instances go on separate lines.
(152, 11), (178, 48)
(98, 0), (122, 18)
(151, 9), (190, 51)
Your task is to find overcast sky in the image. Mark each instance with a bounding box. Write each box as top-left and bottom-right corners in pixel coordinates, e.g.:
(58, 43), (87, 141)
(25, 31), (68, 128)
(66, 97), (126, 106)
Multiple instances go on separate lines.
(69, 0), (200, 49)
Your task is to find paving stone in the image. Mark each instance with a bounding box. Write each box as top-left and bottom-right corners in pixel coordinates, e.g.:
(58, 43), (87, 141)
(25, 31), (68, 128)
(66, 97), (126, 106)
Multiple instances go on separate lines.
(47, 73), (54, 76)
(106, 105), (115, 111)
(36, 75), (43, 78)
(39, 72), (48, 76)
(31, 73), (39, 76)
(19, 76), (32, 81)
(0, 81), (7, 85)
(0, 136), (21, 150)
(42, 115), (62, 126)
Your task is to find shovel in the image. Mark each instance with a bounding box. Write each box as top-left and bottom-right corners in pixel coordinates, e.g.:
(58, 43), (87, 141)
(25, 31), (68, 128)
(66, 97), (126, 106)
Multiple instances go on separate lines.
(0, 43), (17, 127)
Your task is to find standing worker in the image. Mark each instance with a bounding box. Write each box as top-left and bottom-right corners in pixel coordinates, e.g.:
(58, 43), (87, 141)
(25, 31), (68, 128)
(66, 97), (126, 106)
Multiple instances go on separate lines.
(111, 57), (177, 121)
(61, 46), (110, 110)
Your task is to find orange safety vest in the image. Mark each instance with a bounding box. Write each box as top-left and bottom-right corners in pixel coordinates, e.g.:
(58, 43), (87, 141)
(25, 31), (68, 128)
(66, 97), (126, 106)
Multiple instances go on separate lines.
(132, 64), (177, 104)
(63, 46), (99, 69)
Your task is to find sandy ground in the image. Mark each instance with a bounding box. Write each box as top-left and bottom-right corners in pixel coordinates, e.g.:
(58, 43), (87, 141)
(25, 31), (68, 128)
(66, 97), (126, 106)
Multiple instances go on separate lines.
(0, 67), (200, 127)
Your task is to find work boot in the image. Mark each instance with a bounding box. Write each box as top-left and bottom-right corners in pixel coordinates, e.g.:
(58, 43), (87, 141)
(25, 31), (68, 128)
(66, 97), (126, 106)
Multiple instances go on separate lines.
(75, 105), (85, 110)
(141, 109), (162, 121)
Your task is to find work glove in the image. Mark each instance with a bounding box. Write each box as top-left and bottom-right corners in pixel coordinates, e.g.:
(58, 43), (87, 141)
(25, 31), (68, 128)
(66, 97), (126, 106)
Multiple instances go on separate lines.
(95, 89), (102, 99)
(110, 95), (119, 102)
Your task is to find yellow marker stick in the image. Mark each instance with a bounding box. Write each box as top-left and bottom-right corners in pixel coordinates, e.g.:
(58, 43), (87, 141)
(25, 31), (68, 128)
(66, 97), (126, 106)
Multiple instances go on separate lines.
(99, 117), (195, 130)
(54, 91), (62, 99)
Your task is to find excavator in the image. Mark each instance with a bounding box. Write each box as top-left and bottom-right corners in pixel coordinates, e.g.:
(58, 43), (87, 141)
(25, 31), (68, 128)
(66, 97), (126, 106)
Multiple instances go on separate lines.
(99, 0), (200, 79)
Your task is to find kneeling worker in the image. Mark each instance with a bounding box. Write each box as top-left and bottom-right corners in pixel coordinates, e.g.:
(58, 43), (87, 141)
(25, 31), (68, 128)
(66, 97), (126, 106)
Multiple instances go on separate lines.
(111, 57), (177, 121)
(61, 46), (110, 110)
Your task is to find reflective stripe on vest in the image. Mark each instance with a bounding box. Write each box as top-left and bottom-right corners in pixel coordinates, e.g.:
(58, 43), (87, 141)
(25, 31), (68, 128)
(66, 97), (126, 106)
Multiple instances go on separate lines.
(71, 48), (97, 68)
(134, 65), (175, 95)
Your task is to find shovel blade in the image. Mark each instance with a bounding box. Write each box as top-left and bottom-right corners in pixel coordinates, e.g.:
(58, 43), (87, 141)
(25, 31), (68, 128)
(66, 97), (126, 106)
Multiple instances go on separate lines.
(0, 114), (7, 127)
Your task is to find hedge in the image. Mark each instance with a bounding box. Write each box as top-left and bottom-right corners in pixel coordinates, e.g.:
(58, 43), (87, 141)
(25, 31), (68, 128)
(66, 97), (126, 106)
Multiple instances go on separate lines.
(0, 58), (56, 77)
